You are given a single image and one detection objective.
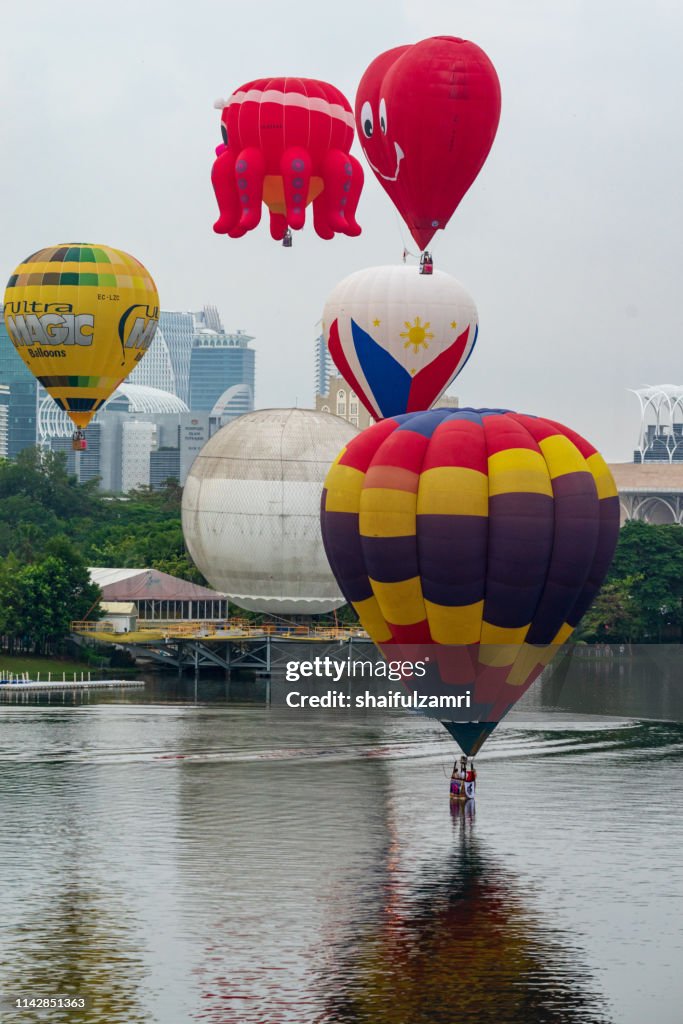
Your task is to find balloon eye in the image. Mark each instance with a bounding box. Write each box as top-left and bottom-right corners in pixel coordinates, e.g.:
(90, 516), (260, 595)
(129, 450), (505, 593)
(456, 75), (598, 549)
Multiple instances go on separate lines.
(379, 98), (387, 135)
(221, 123), (228, 146)
(360, 101), (374, 139)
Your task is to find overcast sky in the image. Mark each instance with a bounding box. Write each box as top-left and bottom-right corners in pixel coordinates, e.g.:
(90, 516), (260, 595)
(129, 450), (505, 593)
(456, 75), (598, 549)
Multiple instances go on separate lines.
(3, 0), (682, 461)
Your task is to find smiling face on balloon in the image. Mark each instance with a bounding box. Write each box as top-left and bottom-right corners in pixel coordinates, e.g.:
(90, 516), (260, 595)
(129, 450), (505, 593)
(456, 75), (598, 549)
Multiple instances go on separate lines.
(355, 37), (501, 251)
(356, 45), (410, 184)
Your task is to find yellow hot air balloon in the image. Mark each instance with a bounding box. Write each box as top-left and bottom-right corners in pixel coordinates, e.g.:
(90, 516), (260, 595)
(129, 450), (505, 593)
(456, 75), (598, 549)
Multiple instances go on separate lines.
(3, 243), (159, 448)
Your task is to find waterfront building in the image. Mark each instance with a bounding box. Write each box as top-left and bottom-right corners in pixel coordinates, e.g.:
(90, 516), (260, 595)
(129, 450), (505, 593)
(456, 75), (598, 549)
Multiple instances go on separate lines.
(89, 567), (228, 621)
(609, 463), (683, 525)
(188, 329), (255, 414)
(604, 386), (683, 525)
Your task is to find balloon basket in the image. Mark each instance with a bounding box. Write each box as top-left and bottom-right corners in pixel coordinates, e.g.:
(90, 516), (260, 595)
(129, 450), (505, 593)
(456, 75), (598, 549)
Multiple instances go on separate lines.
(450, 758), (476, 802)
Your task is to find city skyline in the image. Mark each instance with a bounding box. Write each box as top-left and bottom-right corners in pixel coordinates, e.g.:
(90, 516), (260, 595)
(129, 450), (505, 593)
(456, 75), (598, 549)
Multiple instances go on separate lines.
(2, 1), (680, 463)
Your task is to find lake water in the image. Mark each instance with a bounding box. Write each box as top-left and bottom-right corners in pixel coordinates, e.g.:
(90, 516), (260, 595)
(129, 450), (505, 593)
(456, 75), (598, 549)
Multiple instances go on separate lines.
(1, 653), (682, 1023)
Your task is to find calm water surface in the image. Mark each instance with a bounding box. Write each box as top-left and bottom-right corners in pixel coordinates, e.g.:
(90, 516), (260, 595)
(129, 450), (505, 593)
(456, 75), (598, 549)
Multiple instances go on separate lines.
(0, 660), (682, 1024)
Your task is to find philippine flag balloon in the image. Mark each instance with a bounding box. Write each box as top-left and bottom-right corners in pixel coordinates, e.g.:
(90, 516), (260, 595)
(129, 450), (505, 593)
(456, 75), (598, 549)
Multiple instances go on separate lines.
(323, 265), (478, 421)
(355, 37), (501, 251)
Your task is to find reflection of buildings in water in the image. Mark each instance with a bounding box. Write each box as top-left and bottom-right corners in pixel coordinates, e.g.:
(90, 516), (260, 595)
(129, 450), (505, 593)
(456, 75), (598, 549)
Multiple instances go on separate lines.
(530, 646), (683, 723)
(168, 715), (394, 1023)
(319, 797), (611, 1024)
(1, 813), (147, 1023)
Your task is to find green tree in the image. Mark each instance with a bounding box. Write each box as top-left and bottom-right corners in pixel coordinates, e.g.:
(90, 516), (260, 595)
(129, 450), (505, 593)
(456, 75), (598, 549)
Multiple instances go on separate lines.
(576, 521), (683, 642)
(12, 549), (101, 653)
(577, 575), (644, 643)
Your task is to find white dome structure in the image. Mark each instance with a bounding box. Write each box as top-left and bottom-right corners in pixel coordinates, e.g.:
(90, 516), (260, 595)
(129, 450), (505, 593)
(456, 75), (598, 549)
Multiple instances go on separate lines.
(181, 408), (358, 614)
(38, 383), (189, 441)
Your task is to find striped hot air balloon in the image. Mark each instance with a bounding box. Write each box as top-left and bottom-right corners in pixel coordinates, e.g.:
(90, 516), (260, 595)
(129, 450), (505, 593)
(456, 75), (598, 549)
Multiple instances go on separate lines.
(320, 408), (620, 754)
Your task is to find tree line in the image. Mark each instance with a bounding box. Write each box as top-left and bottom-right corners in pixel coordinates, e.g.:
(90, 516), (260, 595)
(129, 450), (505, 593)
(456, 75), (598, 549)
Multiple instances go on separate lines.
(1, 448), (682, 650)
(0, 449), (202, 652)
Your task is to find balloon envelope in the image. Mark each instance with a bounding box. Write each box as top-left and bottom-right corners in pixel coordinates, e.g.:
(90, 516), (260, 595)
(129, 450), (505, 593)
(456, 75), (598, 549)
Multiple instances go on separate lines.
(320, 408), (620, 752)
(355, 37), (501, 250)
(323, 265), (478, 421)
(212, 77), (364, 240)
(3, 244), (159, 429)
(182, 409), (358, 614)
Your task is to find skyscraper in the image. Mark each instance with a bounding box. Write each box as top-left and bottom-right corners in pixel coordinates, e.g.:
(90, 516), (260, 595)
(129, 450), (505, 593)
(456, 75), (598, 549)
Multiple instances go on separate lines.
(159, 306), (237, 406)
(0, 385), (9, 458)
(314, 331), (332, 400)
(189, 330), (255, 414)
(128, 323), (176, 394)
(159, 311), (196, 406)
(0, 312), (37, 457)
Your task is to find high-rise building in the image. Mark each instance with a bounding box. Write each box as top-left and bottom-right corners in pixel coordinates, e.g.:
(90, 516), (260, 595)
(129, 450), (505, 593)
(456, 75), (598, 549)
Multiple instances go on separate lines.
(121, 420), (157, 493)
(159, 307), (236, 407)
(7, 381), (37, 458)
(189, 329), (255, 414)
(150, 448), (181, 490)
(194, 305), (223, 332)
(0, 313), (33, 385)
(0, 385), (9, 458)
(159, 311), (197, 406)
(128, 323), (176, 394)
(0, 312), (38, 458)
(314, 332), (332, 399)
(49, 424), (102, 484)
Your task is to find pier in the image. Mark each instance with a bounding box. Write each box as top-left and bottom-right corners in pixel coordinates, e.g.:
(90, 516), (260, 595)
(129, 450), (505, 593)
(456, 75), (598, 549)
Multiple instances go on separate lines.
(70, 621), (373, 676)
(0, 673), (145, 702)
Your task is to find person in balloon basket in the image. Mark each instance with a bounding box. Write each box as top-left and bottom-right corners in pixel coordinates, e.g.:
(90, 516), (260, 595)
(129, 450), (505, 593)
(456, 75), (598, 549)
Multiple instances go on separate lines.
(450, 756), (467, 798)
(450, 756), (476, 800)
(419, 251), (434, 275)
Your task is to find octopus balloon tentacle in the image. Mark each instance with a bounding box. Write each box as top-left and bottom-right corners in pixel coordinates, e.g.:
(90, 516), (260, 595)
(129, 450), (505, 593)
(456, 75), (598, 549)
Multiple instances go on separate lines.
(321, 150), (364, 236)
(280, 146), (312, 230)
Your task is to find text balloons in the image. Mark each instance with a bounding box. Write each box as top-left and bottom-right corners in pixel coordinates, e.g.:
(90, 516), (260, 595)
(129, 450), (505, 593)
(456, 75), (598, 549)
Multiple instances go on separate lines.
(212, 78), (364, 241)
(323, 265), (478, 421)
(321, 408), (620, 753)
(355, 37), (501, 250)
(3, 244), (159, 429)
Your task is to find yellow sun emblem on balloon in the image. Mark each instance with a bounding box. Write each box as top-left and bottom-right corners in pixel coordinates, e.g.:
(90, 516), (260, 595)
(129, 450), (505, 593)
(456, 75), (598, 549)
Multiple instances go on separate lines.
(400, 316), (434, 353)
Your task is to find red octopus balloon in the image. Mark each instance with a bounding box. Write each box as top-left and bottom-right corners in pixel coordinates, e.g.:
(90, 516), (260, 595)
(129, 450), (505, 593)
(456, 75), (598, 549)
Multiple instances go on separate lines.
(212, 77), (364, 241)
(355, 37), (501, 251)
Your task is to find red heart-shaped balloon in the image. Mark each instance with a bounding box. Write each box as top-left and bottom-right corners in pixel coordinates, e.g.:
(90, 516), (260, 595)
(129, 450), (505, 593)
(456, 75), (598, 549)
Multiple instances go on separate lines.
(355, 37), (501, 250)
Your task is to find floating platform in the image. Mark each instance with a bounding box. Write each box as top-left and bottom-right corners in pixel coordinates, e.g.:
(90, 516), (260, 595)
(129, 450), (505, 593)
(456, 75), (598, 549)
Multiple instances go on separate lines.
(0, 678), (145, 699)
